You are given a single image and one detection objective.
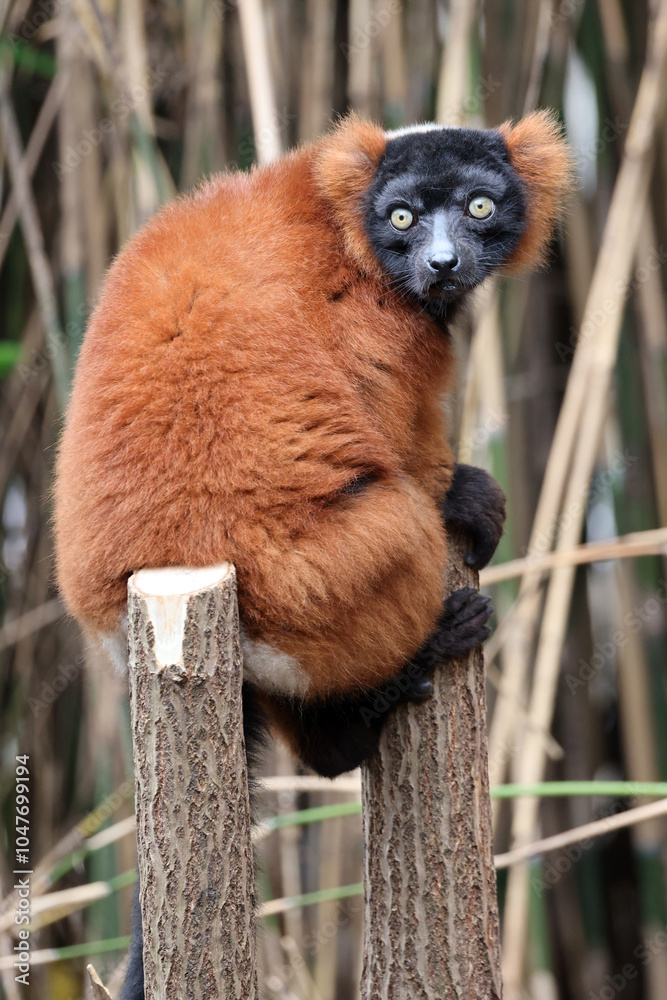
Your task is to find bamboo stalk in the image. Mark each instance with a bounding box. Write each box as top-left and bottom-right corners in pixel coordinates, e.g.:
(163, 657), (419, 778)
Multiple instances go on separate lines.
(181, 0), (224, 188)
(496, 797), (667, 869)
(87, 964), (113, 999)
(274, 744), (306, 989)
(346, 0), (375, 117)
(298, 0), (335, 141)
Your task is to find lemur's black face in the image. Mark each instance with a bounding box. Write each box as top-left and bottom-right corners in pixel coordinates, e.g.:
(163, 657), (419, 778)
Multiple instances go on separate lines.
(365, 126), (527, 313)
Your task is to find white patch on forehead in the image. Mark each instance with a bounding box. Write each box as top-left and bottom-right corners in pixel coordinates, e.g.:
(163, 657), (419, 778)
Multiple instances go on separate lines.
(384, 122), (453, 139)
(240, 625), (312, 698)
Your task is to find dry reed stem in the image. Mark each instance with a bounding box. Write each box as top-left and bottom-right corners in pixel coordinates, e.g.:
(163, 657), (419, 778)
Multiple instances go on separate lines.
(87, 964), (113, 999)
(502, 3), (667, 990)
(239, 0), (282, 163)
(495, 796), (667, 869)
(480, 526), (667, 584)
(0, 70), (69, 271)
(435, 0), (479, 125)
(299, 0), (335, 141)
(0, 74), (69, 406)
(615, 560), (665, 845)
(347, 0), (375, 117)
(522, 0), (554, 116)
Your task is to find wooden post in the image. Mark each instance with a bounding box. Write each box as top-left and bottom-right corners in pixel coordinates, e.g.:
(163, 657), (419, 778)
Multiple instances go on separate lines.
(127, 563), (257, 1000)
(361, 530), (502, 1000)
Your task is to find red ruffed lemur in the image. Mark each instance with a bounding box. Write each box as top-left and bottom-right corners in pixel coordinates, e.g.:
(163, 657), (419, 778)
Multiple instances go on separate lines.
(55, 112), (571, 775)
(54, 111), (570, 1000)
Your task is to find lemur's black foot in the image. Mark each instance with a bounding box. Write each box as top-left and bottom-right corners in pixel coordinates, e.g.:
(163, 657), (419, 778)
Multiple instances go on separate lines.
(442, 463), (506, 569)
(268, 691), (391, 777)
(410, 586), (494, 672)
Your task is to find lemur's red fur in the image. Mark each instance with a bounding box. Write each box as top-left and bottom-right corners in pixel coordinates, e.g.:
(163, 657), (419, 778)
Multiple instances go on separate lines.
(499, 110), (573, 272)
(54, 113), (570, 699)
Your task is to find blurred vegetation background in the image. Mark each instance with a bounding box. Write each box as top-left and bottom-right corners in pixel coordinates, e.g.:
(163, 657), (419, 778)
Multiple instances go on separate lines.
(1, 0), (667, 998)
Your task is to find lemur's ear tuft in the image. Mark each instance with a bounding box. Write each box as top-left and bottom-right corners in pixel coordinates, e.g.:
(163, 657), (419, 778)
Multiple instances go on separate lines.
(498, 109), (574, 273)
(314, 114), (387, 274)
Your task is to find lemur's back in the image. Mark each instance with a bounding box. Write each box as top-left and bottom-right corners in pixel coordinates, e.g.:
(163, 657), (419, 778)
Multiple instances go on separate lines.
(54, 136), (453, 682)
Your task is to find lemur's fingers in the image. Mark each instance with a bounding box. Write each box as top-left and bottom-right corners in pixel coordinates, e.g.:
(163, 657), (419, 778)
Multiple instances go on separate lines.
(441, 464), (507, 570)
(413, 588), (494, 669)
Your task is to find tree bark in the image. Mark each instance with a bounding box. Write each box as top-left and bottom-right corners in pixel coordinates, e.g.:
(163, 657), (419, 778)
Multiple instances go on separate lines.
(361, 529), (502, 1000)
(127, 563), (256, 1000)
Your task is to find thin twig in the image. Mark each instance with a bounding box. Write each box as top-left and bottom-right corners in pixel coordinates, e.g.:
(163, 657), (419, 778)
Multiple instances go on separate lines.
(496, 797), (667, 869)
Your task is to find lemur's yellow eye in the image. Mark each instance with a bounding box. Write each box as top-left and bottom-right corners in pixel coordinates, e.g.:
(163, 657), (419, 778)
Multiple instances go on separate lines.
(467, 196), (495, 220)
(390, 207), (414, 231)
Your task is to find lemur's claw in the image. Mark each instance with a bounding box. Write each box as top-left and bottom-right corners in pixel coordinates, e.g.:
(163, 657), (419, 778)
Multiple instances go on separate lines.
(407, 675), (434, 701)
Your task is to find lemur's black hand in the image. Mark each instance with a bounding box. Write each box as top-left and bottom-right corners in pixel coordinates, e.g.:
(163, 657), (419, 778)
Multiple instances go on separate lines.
(441, 463), (506, 570)
(383, 586), (494, 705)
(410, 587), (493, 674)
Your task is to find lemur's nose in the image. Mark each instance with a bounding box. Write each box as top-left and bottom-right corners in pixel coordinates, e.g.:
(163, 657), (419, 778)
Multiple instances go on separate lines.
(428, 253), (459, 274)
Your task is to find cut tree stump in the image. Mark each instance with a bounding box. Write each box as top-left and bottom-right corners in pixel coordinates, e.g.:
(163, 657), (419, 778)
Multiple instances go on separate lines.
(361, 529), (502, 1000)
(127, 564), (256, 1000)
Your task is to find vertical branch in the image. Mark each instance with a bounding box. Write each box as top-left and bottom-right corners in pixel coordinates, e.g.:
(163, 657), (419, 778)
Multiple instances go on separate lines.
(361, 530), (502, 1000)
(128, 563), (256, 1000)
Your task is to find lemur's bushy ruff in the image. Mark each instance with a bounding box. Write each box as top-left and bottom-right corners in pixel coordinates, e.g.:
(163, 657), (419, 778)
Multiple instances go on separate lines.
(54, 112), (571, 765)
